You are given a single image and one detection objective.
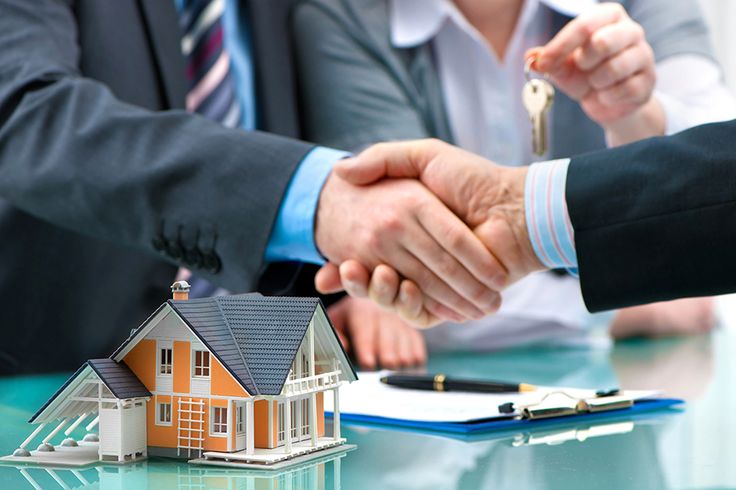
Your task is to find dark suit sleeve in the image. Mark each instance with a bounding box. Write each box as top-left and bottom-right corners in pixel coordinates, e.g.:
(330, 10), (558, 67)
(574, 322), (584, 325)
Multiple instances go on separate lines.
(567, 120), (736, 311)
(0, 0), (314, 292)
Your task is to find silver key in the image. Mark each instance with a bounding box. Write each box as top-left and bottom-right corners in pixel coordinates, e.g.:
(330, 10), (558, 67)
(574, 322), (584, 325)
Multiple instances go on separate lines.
(522, 78), (555, 156)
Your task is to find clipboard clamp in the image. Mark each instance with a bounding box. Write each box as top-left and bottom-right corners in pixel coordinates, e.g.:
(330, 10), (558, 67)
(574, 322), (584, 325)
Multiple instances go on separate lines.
(499, 389), (634, 420)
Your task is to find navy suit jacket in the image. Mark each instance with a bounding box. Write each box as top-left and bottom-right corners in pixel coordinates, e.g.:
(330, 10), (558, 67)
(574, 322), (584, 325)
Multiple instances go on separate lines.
(0, 0), (311, 373)
(568, 120), (736, 312)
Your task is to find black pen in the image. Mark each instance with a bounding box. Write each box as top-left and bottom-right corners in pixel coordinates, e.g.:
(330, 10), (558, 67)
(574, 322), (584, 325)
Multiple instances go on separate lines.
(380, 374), (537, 393)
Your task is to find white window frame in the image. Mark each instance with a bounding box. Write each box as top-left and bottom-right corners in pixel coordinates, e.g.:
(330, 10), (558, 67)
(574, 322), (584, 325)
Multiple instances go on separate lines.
(277, 402), (285, 444)
(210, 406), (228, 437)
(192, 349), (211, 378)
(300, 398), (310, 438)
(236, 405), (245, 434)
(290, 399), (299, 439)
(156, 401), (172, 426)
(158, 341), (173, 376)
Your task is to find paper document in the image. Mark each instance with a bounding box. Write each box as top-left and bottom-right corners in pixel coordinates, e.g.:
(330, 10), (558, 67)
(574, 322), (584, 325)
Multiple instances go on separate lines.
(326, 371), (658, 423)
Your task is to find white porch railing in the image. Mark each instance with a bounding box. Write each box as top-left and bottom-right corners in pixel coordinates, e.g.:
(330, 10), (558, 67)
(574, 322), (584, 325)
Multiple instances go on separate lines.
(282, 370), (342, 397)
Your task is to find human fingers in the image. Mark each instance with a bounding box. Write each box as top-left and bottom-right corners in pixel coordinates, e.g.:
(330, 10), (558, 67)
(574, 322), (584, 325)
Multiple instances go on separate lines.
(335, 139), (446, 184)
(368, 264), (401, 308)
(315, 263), (343, 294)
(588, 42), (654, 90)
(396, 280), (424, 321)
(574, 19), (645, 71)
(340, 261), (451, 327)
(408, 325), (428, 365)
(406, 198), (502, 315)
(326, 298), (351, 352)
(417, 197), (508, 292)
(396, 219), (488, 320)
(596, 70), (655, 107)
(390, 279), (444, 328)
(537, 3), (627, 73)
(346, 301), (380, 369)
(377, 319), (401, 369)
(395, 322), (415, 367)
(340, 261), (370, 298)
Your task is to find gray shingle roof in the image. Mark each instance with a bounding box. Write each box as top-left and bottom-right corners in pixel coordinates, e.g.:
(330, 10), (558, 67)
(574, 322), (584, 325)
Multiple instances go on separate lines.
(169, 295), (326, 396)
(29, 359), (151, 423)
(87, 359), (151, 399)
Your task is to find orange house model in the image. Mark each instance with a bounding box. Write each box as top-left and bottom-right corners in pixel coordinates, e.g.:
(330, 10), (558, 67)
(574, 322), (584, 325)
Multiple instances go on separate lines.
(7, 282), (357, 468)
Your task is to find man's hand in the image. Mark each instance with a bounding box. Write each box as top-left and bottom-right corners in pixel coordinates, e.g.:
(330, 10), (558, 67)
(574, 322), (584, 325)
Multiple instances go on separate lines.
(327, 296), (427, 369)
(316, 140), (544, 325)
(532, 3), (664, 145)
(315, 169), (505, 325)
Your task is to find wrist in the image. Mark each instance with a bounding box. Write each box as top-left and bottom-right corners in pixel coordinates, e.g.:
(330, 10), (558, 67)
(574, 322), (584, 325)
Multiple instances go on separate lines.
(602, 97), (666, 147)
(501, 166), (544, 273)
(474, 166), (543, 283)
(314, 170), (340, 261)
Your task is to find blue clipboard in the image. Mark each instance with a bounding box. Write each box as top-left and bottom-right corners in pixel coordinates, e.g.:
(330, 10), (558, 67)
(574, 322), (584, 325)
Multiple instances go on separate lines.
(326, 398), (683, 435)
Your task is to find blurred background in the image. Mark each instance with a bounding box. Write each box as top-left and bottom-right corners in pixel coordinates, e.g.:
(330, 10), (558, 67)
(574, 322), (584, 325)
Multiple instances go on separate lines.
(698, 0), (736, 326)
(700, 0), (736, 91)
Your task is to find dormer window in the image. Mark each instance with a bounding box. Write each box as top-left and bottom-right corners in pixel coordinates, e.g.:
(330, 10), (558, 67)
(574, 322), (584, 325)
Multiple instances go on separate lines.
(159, 346), (172, 375)
(193, 350), (210, 377)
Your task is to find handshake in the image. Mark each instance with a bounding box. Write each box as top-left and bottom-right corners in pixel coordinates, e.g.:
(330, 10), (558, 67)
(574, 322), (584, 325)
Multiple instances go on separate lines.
(314, 139), (547, 328)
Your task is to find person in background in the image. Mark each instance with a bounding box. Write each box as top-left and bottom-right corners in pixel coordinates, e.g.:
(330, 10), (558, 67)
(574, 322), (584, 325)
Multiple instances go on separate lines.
(292, 0), (736, 368)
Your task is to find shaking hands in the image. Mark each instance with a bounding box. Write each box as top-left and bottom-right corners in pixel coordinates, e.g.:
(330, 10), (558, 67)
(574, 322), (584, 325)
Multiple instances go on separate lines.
(314, 139), (546, 327)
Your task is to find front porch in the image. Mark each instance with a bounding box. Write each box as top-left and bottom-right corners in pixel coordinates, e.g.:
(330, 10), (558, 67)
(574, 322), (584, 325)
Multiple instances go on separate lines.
(200, 437), (346, 465)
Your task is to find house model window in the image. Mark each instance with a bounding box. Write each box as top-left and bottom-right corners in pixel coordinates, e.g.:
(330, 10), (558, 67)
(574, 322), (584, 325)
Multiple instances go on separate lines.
(236, 405), (245, 434)
(211, 407), (228, 435)
(193, 350), (210, 377)
(159, 347), (172, 375)
(157, 402), (172, 425)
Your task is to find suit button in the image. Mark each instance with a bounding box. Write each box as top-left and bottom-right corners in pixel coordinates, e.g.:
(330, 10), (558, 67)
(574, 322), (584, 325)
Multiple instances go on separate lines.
(204, 253), (222, 274)
(166, 240), (183, 260)
(184, 248), (203, 268)
(151, 235), (166, 252)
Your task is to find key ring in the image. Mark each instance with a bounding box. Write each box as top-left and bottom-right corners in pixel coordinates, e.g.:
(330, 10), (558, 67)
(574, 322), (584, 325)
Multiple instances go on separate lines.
(524, 55), (550, 83)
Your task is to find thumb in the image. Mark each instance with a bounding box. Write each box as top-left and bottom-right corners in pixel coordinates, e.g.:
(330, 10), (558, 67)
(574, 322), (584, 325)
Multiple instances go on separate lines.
(335, 140), (437, 184)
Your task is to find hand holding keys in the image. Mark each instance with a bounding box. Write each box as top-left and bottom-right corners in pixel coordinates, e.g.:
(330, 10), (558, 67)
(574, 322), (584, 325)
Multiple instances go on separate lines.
(523, 54), (554, 156)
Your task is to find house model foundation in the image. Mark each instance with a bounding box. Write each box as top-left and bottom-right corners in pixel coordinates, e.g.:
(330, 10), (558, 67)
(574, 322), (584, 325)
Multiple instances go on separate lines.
(2, 281), (357, 469)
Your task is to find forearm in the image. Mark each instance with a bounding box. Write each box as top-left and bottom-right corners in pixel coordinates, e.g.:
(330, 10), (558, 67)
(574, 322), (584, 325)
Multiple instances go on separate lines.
(567, 120), (736, 311)
(0, 72), (311, 290)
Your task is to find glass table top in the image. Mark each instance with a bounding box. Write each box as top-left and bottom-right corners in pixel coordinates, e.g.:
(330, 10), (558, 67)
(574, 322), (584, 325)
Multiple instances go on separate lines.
(0, 328), (733, 489)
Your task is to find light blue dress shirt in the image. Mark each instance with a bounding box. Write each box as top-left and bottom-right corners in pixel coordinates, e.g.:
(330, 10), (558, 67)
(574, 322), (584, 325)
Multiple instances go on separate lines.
(178, 0), (345, 264)
(524, 158), (578, 271)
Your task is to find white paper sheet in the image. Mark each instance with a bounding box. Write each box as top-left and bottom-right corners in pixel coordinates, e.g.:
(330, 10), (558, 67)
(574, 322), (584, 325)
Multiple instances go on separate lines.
(326, 371), (658, 423)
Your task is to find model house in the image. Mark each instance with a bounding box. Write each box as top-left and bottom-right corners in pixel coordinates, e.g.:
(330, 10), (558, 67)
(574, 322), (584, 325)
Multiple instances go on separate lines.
(6, 282), (357, 468)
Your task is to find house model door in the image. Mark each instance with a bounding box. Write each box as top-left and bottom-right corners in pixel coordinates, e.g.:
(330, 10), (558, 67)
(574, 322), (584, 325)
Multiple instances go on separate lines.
(235, 401), (246, 451)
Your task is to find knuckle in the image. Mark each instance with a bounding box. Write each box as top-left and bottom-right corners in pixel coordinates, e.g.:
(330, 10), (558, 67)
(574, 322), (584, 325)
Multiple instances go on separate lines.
(380, 212), (404, 233)
(610, 2), (626, 15)
(592, 34), (612, 56)
(365, 230), (384, 253)
(631, 22), (645, 41)
(436, 255), (458, 278)
(446, 227), (467, 250)
(468, 284), (490, 305)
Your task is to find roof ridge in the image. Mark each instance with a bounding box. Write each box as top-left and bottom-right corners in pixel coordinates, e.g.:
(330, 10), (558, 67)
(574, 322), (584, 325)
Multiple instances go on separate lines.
(214, 296), (260, 396)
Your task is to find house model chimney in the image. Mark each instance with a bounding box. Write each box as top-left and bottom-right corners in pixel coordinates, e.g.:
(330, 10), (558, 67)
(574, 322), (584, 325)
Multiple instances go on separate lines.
(171, 280), (191, 301)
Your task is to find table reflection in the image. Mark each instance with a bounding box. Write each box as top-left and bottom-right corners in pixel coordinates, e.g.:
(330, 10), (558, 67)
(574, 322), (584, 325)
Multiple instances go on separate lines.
(2, 448), (349, 489)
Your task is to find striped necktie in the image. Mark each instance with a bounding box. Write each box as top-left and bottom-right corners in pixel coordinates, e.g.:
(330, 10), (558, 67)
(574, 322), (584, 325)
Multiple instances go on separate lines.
(179, 0), (241, 127)
(176, 0), (239, 297)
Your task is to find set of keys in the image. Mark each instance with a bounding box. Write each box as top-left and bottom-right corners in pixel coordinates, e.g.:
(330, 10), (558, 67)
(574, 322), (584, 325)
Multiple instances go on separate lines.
(522, 56), (555, 156)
